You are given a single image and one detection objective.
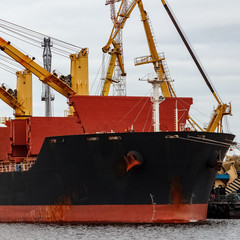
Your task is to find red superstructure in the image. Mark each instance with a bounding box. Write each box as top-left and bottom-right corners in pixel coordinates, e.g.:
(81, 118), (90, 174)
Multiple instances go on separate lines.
(0, 95), (192, 162)
(0, 125), (10, 161)
(70, 95), (192, 133)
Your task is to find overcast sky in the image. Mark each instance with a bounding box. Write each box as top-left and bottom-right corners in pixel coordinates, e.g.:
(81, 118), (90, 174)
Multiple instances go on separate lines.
(0, 0), (239, 145)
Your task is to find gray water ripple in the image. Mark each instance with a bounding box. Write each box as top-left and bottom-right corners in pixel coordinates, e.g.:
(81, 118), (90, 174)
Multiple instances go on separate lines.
(0, 220), (239, 240)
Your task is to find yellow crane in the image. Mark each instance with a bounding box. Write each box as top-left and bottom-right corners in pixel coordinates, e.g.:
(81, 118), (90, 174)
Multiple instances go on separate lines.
(0, 37), (75, 98)
(70, 48), (89, 96)
(0, 69), (32, 118)
(101, 0), (127, 96)
(101, 41), (125, 96)
(0, 37), (89, 99)
(103, 0), (231, 133)
(102, 0), (174, 97)
(0, 37), (89, 116)
(135, 0), (174, 97)
(160, 0), (231, 133)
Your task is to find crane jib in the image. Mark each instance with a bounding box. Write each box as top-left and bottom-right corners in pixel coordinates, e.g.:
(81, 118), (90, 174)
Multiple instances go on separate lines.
(161, 2), (217, 97)
(0, 37), (76, 98)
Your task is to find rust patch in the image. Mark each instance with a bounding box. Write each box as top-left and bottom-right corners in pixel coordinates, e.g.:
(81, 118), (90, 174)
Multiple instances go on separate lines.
(45, 197), (72, 222)
(29, 207), (45, 222)
(28, 197), (72, 222)
(171, 177), (182, 205)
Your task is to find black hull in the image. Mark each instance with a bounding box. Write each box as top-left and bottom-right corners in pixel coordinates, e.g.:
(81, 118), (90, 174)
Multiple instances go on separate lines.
(0, 131), (234, 223)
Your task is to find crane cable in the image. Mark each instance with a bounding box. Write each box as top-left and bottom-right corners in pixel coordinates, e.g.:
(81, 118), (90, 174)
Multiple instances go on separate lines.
(160, 0), (223, 104)
(0, 18), (83, 58)
(0, 18), (83, 50)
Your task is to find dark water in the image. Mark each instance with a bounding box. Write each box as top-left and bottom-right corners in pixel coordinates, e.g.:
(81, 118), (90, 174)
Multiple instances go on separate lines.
(0, 220), (239, 240)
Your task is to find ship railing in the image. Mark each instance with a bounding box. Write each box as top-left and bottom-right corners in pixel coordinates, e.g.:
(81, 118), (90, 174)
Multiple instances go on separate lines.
(0, 117), (11, 125)
(209, 193), (240, 203)
(0, 161), (35, 173)
(179, 123), (185, 131)
(134, 52), (165, 66)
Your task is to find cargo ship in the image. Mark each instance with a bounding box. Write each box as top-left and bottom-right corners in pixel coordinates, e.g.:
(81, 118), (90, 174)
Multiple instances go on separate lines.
(0, 0), (235, 223)
(0, 95), (235, 223)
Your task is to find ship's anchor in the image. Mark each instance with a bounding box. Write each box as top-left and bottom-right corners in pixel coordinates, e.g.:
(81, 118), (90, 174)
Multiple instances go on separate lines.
(124, 150), (143, 172)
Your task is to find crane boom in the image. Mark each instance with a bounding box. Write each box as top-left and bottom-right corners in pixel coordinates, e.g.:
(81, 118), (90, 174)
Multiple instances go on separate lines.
(101, 41), (125, 96)
(160, 0), (231, 132)
(206, 103), (230, 132)
(103, 0), (174, 97)
(101, 1), (127, 96)
(0, 86), (24, 113)
(0, 69), (32, 118)
(102, 0), (140, 53)
(160, 0), (221, 104)
(136, 0), (173, 97)
(0, 37), (76, 98)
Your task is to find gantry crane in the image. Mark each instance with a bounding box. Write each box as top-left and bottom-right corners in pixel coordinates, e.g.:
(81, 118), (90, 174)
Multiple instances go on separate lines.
(0, 69), (32, 118)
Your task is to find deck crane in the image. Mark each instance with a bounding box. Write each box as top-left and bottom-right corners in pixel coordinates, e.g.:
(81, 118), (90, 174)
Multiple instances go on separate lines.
(101, 0), (127, 96)
(0, 69), (32, 118)
(102, 0), (175, 97)
(0, 37), (89, 100)
(0, 36), (75, 98)
(160, 0), (231, 133)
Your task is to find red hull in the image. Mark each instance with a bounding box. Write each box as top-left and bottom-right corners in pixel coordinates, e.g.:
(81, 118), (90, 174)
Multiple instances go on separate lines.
(0, 204), (207, 223)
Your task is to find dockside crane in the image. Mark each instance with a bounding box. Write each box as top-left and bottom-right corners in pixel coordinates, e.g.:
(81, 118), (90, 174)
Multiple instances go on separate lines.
(134, 0), (175, 97)
(103, 0), (231, 133)
(102, 0), (175, 97)
(101, 0), (127, 96)
(160, 0), (231, 133)
(101, 40), (126, 96)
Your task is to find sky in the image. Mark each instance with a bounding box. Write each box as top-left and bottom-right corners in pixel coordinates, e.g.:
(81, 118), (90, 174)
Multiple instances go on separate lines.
(0, 0), (239, 146)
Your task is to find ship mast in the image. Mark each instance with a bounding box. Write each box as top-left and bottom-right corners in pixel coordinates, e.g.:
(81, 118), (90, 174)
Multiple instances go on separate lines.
(150, 78), (165, 132)
(141, 76), (165, 132)
(151, 79), (160, 132)
(42, 37), (54, 117)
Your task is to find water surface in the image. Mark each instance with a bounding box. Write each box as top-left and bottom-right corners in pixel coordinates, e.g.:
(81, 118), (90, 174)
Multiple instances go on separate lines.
(0, 219), (239, 240)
